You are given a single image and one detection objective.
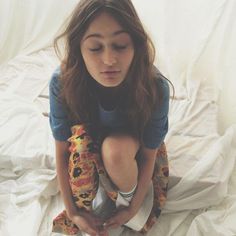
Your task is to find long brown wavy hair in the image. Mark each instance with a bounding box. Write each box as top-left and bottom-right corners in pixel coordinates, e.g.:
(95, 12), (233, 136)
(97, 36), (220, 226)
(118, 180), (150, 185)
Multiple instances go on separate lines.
(54, 0), (167, 142)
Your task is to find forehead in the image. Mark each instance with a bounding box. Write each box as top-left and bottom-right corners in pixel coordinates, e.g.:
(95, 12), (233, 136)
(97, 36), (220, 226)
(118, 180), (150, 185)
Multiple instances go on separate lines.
(83, 12), (129, 40)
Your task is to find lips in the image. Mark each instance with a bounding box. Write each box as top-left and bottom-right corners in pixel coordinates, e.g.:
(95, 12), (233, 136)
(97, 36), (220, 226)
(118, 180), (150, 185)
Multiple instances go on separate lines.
(101, 70), (121, 74)
(100, 70), (121, 79)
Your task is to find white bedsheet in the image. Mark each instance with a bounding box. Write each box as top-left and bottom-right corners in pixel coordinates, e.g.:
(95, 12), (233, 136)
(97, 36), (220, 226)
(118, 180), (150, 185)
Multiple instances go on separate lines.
(0, 48), (236, 236)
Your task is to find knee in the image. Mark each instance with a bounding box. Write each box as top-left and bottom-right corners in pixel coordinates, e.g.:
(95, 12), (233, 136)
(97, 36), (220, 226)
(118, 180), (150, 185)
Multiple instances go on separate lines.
(101, 135), (138, 169)
(101, 136), (122, 168)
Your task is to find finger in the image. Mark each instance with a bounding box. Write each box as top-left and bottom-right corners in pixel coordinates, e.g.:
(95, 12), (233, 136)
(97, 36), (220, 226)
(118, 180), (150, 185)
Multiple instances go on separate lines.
(104, 221), (120, 229)
(100, 231), (109, 236)
(105, 215), (120, 225)
(103, 220), (113, 227)
(90, 215), (104, 226)
(82, 226), (98, 236)
(86, 216), (103, 228)
(105, 214), (118, 223)
(98, 227), (109, 236)
(106, 222), (120, 229)
(93, 219), (103, 226)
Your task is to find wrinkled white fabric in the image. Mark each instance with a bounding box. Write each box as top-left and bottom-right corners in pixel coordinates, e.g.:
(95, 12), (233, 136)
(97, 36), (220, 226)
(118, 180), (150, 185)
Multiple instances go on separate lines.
(0, 0), (78, 64)
(0, 49), (235, 236)
(0, 0), (236, 236)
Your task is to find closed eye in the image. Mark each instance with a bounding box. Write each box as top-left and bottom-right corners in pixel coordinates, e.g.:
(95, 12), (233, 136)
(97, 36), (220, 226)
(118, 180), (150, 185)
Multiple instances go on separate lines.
(88, 44), (128, 52)
(113, 44), (128, 50)
(89, 47), (102, 52)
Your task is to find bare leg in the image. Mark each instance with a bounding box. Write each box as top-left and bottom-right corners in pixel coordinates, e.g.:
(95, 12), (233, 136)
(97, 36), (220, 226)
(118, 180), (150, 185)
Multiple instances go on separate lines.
(101, 133), (139, 192)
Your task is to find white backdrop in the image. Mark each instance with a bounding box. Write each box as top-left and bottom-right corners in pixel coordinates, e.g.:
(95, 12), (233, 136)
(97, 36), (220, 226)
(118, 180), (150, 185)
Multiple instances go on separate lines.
(0, 0), (235, 132)
(0, 0), (78, 63)
(0, 1), (236, 236)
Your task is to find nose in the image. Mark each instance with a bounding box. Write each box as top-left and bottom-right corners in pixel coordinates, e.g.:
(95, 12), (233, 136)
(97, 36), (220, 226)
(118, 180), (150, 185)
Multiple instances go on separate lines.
(102, 48), (117, 66)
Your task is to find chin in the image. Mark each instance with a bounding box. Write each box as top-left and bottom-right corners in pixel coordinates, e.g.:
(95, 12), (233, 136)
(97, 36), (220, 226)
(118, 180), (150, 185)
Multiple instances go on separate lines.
(104, 82), (123, 88)
(93, 75), (125, 88)
(99, 79), (123, 88)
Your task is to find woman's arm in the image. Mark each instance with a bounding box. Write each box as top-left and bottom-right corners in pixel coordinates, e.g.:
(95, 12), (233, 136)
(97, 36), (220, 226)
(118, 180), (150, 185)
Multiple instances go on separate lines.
(55, 140), (107, 235)
(129, 147), (157, 215)
(55, 140), (78, 218)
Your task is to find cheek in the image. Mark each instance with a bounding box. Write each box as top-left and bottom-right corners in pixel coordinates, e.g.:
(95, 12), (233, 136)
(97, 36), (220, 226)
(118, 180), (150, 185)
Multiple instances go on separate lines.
(124, 50), (134, 67)
(82, 52), (99, 72)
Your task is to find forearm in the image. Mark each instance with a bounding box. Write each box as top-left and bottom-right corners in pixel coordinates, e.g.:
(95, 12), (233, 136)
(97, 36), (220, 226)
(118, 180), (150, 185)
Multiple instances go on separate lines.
(57, 162), (78, 217)
(129, 150), (156, 214)
(55, 141), (77, 218)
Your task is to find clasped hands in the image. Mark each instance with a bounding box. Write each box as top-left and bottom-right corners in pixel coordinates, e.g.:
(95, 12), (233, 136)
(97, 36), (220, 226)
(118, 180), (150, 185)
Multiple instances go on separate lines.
(70, 205), (136, 236)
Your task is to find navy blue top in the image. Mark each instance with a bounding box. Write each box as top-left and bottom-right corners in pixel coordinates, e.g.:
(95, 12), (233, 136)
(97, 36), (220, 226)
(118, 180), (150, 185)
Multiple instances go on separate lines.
(49, 67), (169, 149)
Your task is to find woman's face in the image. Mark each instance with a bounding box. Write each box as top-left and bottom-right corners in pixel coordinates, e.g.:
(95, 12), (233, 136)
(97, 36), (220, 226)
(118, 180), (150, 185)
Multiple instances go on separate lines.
(80, 12), (134, 87)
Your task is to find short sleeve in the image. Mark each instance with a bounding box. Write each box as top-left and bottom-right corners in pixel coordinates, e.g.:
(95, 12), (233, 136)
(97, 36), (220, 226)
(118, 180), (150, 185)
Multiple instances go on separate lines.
(49, 67), (72, 141)
(142, 75), (170, 149)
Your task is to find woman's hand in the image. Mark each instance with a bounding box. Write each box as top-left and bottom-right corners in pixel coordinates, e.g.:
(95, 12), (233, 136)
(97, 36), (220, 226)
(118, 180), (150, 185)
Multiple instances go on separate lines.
(104, 206), (136, 229)
(69, 210), (108, 236)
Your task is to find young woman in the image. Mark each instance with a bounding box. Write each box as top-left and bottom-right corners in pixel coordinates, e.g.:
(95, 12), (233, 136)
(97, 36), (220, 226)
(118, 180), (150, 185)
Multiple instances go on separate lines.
(49, 0), (170, 235)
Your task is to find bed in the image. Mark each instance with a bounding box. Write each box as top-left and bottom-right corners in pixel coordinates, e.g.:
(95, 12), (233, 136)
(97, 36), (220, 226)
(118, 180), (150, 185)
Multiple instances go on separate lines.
(0, 1), (236, 236)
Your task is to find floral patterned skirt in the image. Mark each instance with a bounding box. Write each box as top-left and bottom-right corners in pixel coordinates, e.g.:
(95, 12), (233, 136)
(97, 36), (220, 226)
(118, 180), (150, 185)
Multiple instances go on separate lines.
(52, 124), (169, 235)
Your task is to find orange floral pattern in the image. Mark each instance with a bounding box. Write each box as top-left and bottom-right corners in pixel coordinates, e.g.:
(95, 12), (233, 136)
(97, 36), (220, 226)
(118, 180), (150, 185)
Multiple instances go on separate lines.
(52, 125), (168, 235)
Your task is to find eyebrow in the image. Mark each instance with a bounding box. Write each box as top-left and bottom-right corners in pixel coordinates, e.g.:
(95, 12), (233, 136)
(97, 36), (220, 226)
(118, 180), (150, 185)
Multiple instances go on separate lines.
(83, 30), (128, 41)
